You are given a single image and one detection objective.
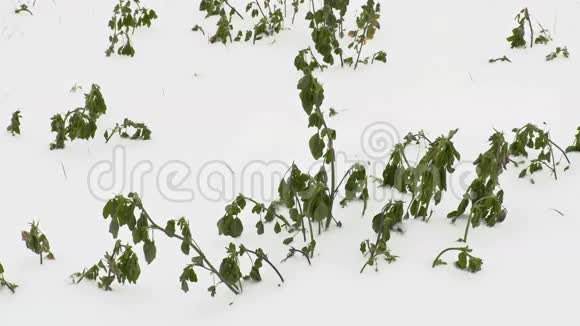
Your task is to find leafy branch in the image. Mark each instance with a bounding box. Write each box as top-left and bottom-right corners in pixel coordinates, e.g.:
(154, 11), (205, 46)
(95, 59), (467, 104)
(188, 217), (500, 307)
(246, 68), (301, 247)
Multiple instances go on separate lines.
(100, 193), (283, 296)
(359, 201), (402, 272)
(50, 84), (107, 150)
(14, 4), (33, 15)
(22, 221), (55, 265)
(546, 46), (569, 61)
(105, 0), (158, 57)
(506, 8), (551, 49)
(104, 118), (151, 143)
(344, 0), (386, 69)
(432, 246), (482, 273)
(7, 110), (22, 136)
(509, 123), (570, 182)
(71, 240), (140, 291)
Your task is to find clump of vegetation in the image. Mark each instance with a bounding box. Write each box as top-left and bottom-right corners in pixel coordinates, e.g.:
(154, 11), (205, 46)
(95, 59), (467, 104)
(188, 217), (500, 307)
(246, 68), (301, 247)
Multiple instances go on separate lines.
(434, 131), (510, 273)
(49, 84), (107, 150)
(215, 53), (370, 264)
(566, 127), (580, 153)
(510, 123), (570, 182)
(104, 118), (152, 143)
(92, 193), (283, 296)
(0, 262), (18, 294)
(359, 201), (402, 272)
(71, 240), (141, 291)
(546, 47), (570, 61)
(433, 246), (482, 273)
(105, 0), (158, 57)
(506, 8), (551, 49)
(6, 110), (22, 136)
(344, 0), (386, 69)
(22, 221), (55, 265)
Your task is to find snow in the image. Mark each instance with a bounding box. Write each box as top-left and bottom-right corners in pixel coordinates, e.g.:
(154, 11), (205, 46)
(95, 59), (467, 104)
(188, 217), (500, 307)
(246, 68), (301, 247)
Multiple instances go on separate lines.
(0, 0), (579, 324)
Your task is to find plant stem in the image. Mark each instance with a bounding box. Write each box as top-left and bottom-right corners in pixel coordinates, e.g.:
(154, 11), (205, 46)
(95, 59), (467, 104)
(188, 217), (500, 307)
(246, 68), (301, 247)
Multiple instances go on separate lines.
(432, 247), (467, 267)
(145, 216), (240, 295)
(246, 249), (285, 282)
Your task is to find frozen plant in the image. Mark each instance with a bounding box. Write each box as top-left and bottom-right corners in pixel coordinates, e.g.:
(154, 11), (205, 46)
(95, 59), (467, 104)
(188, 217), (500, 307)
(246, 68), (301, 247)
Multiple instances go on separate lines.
(14, 4), (33, 15)
(22, 221), (55, 265)
(434, 131), (510, 273)
(71, 241), (141, 291)
(344, 0), (387, 69)
(49, 84), (107, 150)
(506, 8), (551, 49)
(359, 201), (402, 272)
(99, 193), (283, 296)
(546, 47), (569, 61)
(509, 123), (570, 182)
(488, 56), (511, 63)
(6, 110), (22, 136)
(104, 118), (152, 143)
(105, 0), (158, 57)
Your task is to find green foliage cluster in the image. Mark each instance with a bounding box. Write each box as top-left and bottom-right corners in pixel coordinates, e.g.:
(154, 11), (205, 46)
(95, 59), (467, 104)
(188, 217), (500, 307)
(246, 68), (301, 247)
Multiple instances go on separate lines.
(381, 130), (461, 221)
(546, 46), (570, 61)
(433, 131), (509, 272)
(566, 127), (580, 153)
(196, 0), (286, 44)
(72, 241), (141, 291)
(359, 201), (402, 272)
(22, 221), (55, 265)
(104, 118), (152, 143)
(0, 262), (18, 294)
(50, 84), (107, 150)
(106, 0), (158, 57)
(433, 247), (482, 273)
(344, 0), (386, 69)
(510, 123), (570, 182)
(76, 193), (283, 296)
(7, 110), (22, 136)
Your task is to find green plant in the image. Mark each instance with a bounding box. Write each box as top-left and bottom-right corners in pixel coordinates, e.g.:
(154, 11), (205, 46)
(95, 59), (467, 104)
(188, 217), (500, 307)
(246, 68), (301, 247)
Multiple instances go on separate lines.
(306, 0), (348, 66)
(506, 8), (551, 49)
(100, 193), (283, 296)
(104, 118), (151, 143)
(21, 221), (55, 265)
(434, 131), (509, 273)
(546, 46), (569, 61)
(359, 201), (402, 272)
(244, 0), (284, 44)
(344, 0), (386, 69)
(566, 127), (580, 153)
(105, 0), (158, 57)
(71, 240), (141, 291)
(489, 56), (511, 63)
(6, 110), (22, 136)
(50, 84), (107, 150)
(14, 4), (33, 15)
(509, 123), (570, 182)
(432, 246), (482, 273)
(0, 262), (18, 293)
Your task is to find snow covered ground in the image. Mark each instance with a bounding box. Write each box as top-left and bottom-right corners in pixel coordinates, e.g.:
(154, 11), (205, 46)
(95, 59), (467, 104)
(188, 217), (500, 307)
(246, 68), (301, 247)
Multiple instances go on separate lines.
(1, 0), (579, 324)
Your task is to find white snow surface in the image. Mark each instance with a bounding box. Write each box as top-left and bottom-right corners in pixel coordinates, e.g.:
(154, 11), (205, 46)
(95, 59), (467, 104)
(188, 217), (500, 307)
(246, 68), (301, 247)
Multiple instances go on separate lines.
(1, 0), (580, 325)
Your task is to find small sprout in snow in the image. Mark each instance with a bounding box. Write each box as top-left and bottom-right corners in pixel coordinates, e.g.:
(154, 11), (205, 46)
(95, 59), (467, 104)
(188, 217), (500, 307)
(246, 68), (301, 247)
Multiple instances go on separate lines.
(192, 24), (205, 35)
(22, 221), (55, 265)
(7, 110), (22, 136)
